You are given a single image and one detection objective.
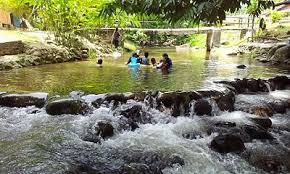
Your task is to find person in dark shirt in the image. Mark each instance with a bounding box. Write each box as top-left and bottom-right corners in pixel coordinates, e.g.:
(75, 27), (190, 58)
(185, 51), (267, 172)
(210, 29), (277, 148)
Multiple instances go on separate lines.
(162, 53), (172, 69)
(112, 27), (121, 48)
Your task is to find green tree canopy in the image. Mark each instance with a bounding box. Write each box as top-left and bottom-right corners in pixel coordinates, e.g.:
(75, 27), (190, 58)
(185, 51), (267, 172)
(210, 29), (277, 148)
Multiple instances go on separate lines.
(101, 0), (275, 24)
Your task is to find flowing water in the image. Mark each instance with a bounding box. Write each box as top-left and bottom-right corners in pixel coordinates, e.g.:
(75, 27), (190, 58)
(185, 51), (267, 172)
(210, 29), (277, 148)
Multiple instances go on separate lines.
(0, 48), (290, 174)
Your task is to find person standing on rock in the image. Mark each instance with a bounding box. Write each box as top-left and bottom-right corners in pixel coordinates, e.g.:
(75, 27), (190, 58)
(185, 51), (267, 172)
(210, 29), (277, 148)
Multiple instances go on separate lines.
(111, 27), (121, 48)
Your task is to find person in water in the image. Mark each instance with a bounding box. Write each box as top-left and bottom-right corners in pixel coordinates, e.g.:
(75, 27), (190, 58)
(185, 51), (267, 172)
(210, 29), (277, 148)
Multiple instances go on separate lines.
(136, 50), (142, 63)
(162, 53), (173, 69)
(111, 27), (121, 48)
(97, 55), (103, 67)
(156, 53), (172, 70)
(151, 58), (157, 66)
(142, 52), (150, 65)
(126, 53), (139, 65)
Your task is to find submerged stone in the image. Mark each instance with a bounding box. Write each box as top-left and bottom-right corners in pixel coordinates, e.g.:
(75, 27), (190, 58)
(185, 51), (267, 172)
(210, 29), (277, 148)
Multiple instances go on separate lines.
(121, 163), (153, 174)
(95, 121), (114, 139)
(0, 92), (48, 108)
(249, 117), (272, 129)
(46, 99), (89, 115)
(241, 125), (274, 140)
(210, 134), (245, 153)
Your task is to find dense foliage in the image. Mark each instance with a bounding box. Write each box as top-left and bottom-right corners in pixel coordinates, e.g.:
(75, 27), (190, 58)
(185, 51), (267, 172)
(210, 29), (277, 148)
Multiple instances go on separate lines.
(101, 0), (275, 24)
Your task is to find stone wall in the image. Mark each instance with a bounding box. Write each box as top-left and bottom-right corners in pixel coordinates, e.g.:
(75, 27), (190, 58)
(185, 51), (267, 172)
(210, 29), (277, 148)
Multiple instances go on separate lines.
(0, 41), (25, 56)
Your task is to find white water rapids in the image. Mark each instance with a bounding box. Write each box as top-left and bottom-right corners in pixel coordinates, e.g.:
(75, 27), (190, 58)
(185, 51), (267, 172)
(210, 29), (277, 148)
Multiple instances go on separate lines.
(0, 91), (289, 174)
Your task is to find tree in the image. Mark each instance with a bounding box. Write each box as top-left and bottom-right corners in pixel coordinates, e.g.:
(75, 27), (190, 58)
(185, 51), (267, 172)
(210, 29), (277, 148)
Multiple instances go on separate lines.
(100, 0), (275, 24)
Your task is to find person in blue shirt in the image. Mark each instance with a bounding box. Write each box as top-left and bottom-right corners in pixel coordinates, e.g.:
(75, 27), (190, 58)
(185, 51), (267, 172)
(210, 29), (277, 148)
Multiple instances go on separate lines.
(126, 53), (139, 65)
(142, 52), (150, 65)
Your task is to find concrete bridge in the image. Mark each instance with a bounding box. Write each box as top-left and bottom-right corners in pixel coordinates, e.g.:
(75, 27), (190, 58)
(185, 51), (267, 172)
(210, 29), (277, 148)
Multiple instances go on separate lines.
(98, 26), (251, 51)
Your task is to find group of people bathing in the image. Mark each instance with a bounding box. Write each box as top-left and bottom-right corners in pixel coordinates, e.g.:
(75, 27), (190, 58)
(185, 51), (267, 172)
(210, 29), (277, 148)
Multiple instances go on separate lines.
(126, 50), (173, 71)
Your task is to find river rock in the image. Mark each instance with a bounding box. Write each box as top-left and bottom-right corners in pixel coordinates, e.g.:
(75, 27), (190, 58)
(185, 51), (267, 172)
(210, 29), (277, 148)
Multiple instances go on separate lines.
(46, 99), (90, 115)
(270, 100), (287, 114)
(268, 76), (290, 90)
(235, 95), (274, 117)
(253, 106), (274, 117)
(95, 121), (114, 139)
(194, 99), (212, 116)
(214, 121), (237, 128)
(244, 146), (290, 173)
(0, 92), (48, 108)
(117, 116), (139, 132)
(104, 93), (128, 104)
(210, 134), (245, 153)
(249, 117), (272, 129)
(249, 155), (285, 173)
(267, 44), (286, 59)
(119, 105), (151, 124)
(82, 133), (101, 144)
(167, 154), (185, 167)
(196, 90), (222, 98)
(241, 125), (274, 140)
(270, 45), (290, 64)
(216, 91), (235, 112)
(237, 65), (246, 69)
(157, 91), (201, 116)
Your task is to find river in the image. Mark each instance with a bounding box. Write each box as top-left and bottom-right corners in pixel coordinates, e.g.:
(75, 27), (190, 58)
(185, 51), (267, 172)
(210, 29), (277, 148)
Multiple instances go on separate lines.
(0, 48), (290, 174)
(0, 48), (289, 94)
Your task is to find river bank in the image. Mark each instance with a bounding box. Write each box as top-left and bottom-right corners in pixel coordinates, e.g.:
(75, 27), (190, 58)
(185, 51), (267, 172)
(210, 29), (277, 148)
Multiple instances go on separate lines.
(0, 30), (113, 71)
(0, 76), (290, 173)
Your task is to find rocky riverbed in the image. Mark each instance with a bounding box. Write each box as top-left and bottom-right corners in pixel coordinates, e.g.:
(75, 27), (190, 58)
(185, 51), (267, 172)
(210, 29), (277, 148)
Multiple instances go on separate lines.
(0, 30), (113, 71)
(237, 42), (290, 67)
(0, 76), (290, 173)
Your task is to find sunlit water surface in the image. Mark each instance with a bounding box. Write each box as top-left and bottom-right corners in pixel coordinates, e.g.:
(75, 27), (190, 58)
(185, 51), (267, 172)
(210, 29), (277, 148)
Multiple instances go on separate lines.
(0, 48), (289, 95)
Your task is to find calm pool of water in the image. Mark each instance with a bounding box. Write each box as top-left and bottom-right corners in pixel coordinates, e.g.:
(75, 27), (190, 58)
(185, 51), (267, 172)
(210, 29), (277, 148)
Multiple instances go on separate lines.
(0, 48), (289, 95)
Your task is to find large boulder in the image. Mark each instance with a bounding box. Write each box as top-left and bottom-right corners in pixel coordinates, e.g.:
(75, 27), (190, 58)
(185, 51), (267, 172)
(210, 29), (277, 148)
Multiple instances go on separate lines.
(46, 99), (90, 115)
(267, 44), (287, 59)
(210, 134), (245, 153)
(194, 99), (212, 116)
(0, 92), (48, 108)
(270, 45), (290, 64)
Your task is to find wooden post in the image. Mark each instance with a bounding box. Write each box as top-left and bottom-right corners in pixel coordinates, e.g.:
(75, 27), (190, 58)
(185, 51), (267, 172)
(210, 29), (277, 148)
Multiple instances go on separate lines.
(212, 29), (221, 48)
(206, 31), (213, 51)
(251, 16), (255, 42)
(240, 29), (247, 39)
